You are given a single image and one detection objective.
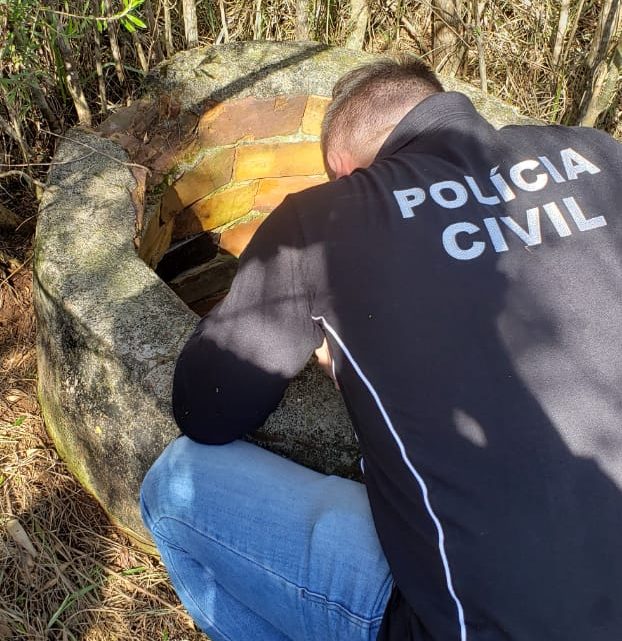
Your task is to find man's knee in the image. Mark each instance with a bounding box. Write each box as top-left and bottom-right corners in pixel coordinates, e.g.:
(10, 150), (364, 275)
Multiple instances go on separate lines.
(141, 436), (214, 531)
(140, 436), (253, 534)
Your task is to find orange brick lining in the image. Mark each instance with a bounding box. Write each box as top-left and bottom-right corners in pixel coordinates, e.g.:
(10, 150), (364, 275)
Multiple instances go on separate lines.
(160, 94), (330, 247)
(140, 93), (330, 314)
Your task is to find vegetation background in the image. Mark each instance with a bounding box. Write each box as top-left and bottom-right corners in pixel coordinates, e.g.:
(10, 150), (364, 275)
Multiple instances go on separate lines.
(0, 1), (621, 639)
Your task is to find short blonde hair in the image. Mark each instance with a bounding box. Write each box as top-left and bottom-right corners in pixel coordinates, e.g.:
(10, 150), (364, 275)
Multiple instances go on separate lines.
(321, 56), (444, 171)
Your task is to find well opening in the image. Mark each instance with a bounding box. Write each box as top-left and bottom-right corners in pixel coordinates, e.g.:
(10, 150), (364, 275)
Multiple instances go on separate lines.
(138, 94), (330, 315)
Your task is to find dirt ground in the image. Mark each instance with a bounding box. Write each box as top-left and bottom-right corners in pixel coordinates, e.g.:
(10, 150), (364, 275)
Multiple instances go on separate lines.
(0, 220), (205, 640)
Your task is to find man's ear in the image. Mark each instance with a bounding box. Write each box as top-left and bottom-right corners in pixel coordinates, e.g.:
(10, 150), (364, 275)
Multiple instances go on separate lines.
(326, 149), (357, 180)
(326, 149), (344, 180)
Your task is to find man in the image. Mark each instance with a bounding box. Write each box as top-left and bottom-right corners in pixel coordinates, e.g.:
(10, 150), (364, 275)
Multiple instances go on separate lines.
(140, 57), (622, 641)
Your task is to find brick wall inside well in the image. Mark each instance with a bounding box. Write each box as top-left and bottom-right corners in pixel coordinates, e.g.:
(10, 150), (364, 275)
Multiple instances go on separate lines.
(148, 94), (329, 262)
(140, 93), (330, 313)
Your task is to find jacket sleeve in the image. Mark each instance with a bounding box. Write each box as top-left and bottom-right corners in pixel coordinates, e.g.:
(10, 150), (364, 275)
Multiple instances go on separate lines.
(172, 198), (324, 444)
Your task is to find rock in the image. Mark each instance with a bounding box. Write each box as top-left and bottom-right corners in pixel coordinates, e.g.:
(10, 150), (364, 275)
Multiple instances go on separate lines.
(148, 41), (538, 127)
(35, 131), (194, 543)
(160, 147), (235, 221)
(198, 95), (308, 147)
(173, 180), (260, 238)
(254, 176), (326, 213)
(35, 41), (539, 546)
(218, 218), (266, 258)
(233, 141), (325, 181)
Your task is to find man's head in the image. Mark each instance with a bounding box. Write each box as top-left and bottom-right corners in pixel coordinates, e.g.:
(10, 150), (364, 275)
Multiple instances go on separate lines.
(321, 56), (444, 179)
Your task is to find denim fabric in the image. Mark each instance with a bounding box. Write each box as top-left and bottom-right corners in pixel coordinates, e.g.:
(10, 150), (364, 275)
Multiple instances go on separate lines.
(140, 437), (393, 641)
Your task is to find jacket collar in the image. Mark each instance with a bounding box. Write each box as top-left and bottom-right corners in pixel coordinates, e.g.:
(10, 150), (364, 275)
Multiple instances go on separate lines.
(376, 92), (487, 159)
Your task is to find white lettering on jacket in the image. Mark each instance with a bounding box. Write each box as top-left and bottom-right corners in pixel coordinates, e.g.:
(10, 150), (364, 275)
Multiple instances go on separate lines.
(441, 198), (607, 261)
(392, 148), (601, 217)
(390, 147), (607, 260)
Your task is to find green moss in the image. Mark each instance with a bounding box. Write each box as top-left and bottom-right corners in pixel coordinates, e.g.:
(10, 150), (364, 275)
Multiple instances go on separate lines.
(213, 209), (267, 234)
(38, 385), (95, 494)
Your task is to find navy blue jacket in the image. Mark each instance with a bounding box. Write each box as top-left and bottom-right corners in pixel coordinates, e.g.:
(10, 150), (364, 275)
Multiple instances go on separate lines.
(174, 92), (622, 641)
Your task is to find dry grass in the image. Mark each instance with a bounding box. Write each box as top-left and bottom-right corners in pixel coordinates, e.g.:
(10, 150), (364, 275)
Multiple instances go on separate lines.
(0, 229), (205, 641)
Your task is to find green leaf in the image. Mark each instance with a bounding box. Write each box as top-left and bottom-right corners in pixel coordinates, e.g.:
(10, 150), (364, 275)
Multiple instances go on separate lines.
(13, 416), (26, 427)
(126, 13), (146, 28)
(120, 565), (147, 576)
(47, 583), (98, 629)
(121, 17), (136, 33)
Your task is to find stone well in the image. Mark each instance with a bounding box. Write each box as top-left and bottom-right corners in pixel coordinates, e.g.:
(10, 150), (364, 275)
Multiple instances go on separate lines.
(34, 41), (537, 545)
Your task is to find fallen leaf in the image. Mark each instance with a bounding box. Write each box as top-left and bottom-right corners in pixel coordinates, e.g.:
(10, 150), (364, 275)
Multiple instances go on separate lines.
(6, 518), (38, 558)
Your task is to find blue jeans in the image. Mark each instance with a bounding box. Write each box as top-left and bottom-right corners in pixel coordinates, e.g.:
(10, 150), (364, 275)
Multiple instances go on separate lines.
(140, 437), (392, 641)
